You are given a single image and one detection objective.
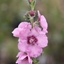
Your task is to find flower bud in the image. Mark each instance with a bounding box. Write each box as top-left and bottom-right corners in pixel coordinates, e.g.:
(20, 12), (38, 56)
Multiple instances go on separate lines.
(29, 11), (35, 16)
(28, 0), (33, 3)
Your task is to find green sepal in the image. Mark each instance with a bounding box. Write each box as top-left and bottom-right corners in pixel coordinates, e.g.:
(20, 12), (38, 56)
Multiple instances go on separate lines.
(32, 58), (39, 64)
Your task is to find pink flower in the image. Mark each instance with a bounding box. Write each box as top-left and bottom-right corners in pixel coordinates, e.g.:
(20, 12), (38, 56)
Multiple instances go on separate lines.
(12, 13), (48, 58)
(16, 52), (32, 64)
(12, 22), (31, 39)
(37, 10), (48, 33)
(18, 26), (48, 58)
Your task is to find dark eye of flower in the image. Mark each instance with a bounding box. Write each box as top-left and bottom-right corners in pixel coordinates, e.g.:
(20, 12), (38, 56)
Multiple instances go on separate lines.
(27, 35), (38, 45)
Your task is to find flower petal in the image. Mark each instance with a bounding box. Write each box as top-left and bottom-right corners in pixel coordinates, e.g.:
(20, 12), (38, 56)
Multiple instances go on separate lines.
(30, 26), (41, 36)
(37, 10), (41, 18)
(27, 45), (42, 58)
(18, 22), (31, 29)
(37, 10), (48, 33)
(28, 55), (32, 64)
(12, 22), (31, 39)
(40, 15), (48, 30)
(18, 39), (27, 52)
(16, 52), (32, 64)
(12, 28), (22, 37)
(37, 34), (48, 48)
(16, 52), (22, 57)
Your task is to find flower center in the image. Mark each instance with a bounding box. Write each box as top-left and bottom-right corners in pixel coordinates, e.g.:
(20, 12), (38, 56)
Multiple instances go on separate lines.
(27, 35), (38, 45)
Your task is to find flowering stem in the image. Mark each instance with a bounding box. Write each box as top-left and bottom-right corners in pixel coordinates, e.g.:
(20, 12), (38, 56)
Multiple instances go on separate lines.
(28, 1), (39, 64)
(28, 0), (36, 11)
(28, 0), (36, 27)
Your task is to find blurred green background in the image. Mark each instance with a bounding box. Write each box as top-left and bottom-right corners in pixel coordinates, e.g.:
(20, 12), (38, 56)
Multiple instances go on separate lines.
(0, 0), (64, 64)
